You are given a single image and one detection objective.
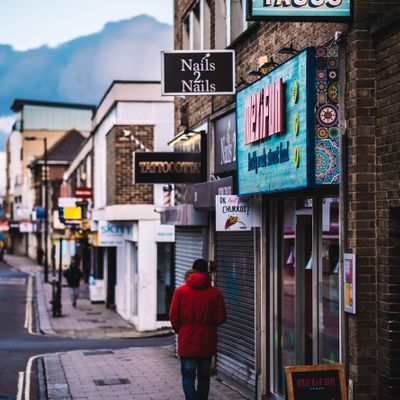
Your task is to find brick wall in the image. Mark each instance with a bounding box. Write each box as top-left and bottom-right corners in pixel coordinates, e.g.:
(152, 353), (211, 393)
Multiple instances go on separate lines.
(374, 16), (400, 400)
(106, 125), (154, 206)
(174, 1), (400, 399)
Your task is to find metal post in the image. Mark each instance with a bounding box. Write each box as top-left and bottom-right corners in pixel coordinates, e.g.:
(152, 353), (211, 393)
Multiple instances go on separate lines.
(55, 238), (63, 316)
(58, 238), (63, 296)
(44, 138), (49, 283)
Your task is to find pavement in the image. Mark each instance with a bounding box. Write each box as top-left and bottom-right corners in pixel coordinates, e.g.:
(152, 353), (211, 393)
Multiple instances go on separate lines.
(5, 254), (247, 400)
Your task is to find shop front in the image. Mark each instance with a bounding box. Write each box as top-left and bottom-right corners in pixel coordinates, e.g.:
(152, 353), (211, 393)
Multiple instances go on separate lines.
(236, 46), (341, 397)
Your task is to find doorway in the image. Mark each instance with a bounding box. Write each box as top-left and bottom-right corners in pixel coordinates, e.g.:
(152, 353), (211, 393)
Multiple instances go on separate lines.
(270, 197), (340, 396)
(106, 247), (117, 309)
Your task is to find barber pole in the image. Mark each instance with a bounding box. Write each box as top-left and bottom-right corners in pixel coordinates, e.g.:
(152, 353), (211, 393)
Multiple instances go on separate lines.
(163, 185), (172, 206)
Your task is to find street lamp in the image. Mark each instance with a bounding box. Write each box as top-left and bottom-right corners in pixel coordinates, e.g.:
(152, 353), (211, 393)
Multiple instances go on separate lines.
(25, 136), (49, 283)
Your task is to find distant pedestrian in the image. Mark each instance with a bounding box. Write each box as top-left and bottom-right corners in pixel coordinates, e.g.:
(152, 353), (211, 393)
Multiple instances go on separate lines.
(63, 256), (83, 308)
(169, 259), (227, 400)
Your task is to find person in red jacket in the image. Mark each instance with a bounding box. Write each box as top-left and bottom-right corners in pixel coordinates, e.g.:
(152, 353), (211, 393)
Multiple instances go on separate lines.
(169, 258), (227, 400)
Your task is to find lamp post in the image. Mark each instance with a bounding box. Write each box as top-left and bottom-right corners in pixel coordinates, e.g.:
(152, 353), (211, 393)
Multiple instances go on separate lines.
(25, 136), (49, 283)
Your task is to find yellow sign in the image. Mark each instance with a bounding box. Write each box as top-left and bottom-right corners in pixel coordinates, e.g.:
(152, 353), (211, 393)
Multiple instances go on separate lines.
(63, 207), (82, 220)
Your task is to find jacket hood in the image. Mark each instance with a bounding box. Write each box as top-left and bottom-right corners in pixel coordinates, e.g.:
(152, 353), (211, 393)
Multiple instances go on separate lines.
(186, 272), (211, 290)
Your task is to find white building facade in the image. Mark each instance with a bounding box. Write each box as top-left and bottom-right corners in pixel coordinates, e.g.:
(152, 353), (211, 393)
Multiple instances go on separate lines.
(91, 81), (174, 332)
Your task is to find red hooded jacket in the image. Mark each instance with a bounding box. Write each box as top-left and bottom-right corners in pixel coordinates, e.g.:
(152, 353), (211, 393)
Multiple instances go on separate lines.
(169, 272), (227, 357)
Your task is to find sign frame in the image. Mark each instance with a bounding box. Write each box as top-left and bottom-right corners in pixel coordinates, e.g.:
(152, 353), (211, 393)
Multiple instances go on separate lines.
(161, 50), (236, 96)
(236, 48), (316, 196)
(133, 152), (204, 184)
(344, 252), (356, 314)
(285, 363), (347, 400)
(214, 111), (237, 175)
(247, 0), (352, 22)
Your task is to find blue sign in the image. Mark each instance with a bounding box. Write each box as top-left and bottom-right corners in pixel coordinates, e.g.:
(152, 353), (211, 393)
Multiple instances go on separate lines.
(236, 48), (315, 196)
(249, 0), (351, 20)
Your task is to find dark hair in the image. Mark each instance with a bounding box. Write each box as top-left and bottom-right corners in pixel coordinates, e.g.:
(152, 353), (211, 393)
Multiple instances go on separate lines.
(192, 258), (208, 272)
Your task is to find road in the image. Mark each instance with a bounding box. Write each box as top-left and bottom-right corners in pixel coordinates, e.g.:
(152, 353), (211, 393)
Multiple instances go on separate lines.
(0, 261), (172, 399)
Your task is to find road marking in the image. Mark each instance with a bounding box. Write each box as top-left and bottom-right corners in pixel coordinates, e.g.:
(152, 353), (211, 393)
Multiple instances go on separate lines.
(24, 276), (34, 333)
(16, 371), (24, 400)
(24, 354), (41, 400)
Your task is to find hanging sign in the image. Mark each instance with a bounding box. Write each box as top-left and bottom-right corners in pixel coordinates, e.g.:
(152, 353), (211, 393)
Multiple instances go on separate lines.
(248, 0), (351, 21)
(344, 253), (356, 314)
(133, 152), (204, 184)
(162, 50), (235, 95)
(215, 195), (252, 232)
(285, 364), (347, 400)
(75, 187), (92, 199)
(215, 112), (237, 174)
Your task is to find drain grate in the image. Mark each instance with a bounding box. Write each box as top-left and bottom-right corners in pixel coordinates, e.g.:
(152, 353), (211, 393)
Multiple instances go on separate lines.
(85, 312), (102, 315)
(83, 350), (114, 356)
(94, 378), (130, 386)
(97, 325), (113, 328)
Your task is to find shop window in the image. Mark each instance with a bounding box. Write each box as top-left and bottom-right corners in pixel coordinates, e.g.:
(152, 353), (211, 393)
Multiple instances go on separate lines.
(319, 198), (339, 364)
(181, 0), (211, 50)
(271, 197), (340, 396)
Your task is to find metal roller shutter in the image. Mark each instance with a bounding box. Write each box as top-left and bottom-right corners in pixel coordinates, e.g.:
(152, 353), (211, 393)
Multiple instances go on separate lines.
(216, 231), (255, 399)
(174, 228), (206, 353)
(175, 227), (206, 287)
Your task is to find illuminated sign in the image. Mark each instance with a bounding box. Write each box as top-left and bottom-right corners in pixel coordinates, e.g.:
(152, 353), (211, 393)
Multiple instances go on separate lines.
(133, 152), (204, 184)
(236, 48), (315, 195)
(248, 0), (351, 20)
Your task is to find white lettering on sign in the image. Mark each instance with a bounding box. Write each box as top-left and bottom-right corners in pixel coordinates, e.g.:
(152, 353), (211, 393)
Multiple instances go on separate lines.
(244, 78), (284, 145)
(180, 54), (217, 93)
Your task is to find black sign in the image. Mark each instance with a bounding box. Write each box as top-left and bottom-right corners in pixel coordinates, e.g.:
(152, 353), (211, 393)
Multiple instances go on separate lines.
(133, 152), (204, 184)
(193, 176), (233, 210)
(8, 221), (21, 231)
(162, 50), (235, 95)
(215, 112), (237, 174)
(285, 364), (347, 400)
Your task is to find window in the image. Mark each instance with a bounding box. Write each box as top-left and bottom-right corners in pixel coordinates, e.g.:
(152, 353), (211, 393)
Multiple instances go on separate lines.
(182, 0), (211, 50)
(215, 0), (247, 48)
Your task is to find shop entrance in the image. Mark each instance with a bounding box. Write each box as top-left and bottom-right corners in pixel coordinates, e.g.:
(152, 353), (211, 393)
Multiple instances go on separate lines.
(269, 197), (340, 397)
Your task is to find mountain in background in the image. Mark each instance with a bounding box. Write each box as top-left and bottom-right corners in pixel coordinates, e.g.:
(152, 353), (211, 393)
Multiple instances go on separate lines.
(0, 14), (172, 150)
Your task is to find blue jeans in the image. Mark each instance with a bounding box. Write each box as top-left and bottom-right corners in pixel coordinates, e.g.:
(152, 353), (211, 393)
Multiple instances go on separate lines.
(180, 357), (212, 400)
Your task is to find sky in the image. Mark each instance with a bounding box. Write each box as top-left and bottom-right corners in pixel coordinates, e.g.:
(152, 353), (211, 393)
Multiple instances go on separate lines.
(0, 0), (173, 51)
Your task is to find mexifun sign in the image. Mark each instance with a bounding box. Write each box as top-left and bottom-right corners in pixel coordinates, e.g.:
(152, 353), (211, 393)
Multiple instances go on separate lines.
(244, 78), (284, 144)
(248, 0), (351, 20)
(133, 152), (204, 184)
(236, 48), (315, 195)
(161, 50), (235, 95)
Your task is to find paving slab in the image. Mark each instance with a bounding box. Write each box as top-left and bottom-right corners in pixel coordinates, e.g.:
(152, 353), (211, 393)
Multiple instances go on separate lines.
(4, 254), (172, 339)
(43, 346), (247, 400)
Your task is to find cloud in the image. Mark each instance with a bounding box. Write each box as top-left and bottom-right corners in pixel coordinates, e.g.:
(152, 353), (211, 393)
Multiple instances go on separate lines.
(0, 114), (16, 150)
